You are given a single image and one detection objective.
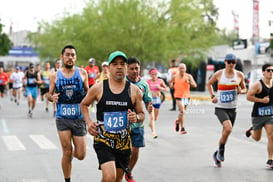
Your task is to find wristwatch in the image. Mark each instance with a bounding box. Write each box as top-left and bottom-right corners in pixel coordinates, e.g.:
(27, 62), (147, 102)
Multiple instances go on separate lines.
(136, 114), (140, 122)
(211, 94), (215, 99)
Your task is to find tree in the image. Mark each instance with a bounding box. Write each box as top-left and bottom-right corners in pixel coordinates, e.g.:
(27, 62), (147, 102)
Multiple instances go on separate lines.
(29, 0), (219, 67)
(0, 19), (13, 55)
(212, 28), (239, 46)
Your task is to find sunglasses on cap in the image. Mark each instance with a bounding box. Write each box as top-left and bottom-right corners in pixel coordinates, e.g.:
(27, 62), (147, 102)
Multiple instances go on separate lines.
(226, 60), (236, 64)
(266, 69), (273, 72)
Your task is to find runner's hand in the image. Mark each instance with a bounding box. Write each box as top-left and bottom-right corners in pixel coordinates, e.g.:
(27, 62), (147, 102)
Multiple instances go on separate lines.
(236, 86), (241, 94)
(212, 96), (217, 104)
(147, 102), (153, 114)
(261, 96), (270, 104)
(87, 120), (99, 136)
(51, 93), (60, 103)
(128, 109), (137, 123)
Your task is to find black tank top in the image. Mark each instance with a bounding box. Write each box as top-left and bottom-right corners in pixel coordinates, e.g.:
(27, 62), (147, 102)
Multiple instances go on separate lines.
(252, 80), (273, 117)
(26, 71), (38, 87)
(95, 79), (134, 150)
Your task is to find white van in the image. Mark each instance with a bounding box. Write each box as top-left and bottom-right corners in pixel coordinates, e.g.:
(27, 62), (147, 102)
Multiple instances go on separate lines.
(247, 69), (263, 89)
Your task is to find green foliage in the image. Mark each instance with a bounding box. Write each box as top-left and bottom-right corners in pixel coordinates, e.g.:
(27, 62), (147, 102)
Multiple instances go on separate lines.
(29, 0), (219, 67)
(0, 19), (13, 55)
(212, 28), (238, 46)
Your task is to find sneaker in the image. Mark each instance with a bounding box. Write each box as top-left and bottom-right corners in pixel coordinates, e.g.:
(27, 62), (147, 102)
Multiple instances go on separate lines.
(175, 119), (179, 132)
(169, 108), (176, 111)
(216, 149), (225, 162)
(14, 99), (17, 103)
(180, 127), (187, 134)
(152, 133), (158, 139)
(28, 110), (32, 118)
(245, 127), (253, 138)
(213, 151), (221, 167)
(45, 107), (49, 112)
(266, 160), (273, 168)
(125, 173), (136, 182)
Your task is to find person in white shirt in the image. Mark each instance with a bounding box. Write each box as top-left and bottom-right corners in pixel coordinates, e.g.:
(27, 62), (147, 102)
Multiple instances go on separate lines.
(167, 59), (178, 111)
(10, 66), (25, 105)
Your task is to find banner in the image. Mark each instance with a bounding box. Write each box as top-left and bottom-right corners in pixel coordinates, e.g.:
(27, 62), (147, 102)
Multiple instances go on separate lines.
(252, 0), (259, 39)
(234, 14), (239, 30)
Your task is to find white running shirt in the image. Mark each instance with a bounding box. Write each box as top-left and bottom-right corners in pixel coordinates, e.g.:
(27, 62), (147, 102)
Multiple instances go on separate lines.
(215, 69), (239, 109)
(10, 71), (24, 88)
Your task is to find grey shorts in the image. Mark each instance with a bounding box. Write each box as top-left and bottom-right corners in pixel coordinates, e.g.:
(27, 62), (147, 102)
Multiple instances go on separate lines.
(252, 116), (273, 131)
(56, 118), (87, 136)
(215, 107), (237, 126)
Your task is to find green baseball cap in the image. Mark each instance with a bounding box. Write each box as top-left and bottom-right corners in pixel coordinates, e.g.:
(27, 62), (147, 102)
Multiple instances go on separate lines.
(108, 51), (128, 65)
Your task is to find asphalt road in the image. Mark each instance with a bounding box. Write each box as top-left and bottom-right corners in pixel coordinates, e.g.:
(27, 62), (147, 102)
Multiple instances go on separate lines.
(0, 94), (272, 182)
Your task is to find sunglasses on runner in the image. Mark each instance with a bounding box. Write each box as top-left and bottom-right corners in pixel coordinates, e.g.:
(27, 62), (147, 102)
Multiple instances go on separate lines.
(266, 69), (273, 72)
(226, 60), (236, 64)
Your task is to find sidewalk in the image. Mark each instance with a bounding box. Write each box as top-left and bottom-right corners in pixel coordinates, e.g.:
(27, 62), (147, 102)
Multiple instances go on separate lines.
(164, 90), (211, 101)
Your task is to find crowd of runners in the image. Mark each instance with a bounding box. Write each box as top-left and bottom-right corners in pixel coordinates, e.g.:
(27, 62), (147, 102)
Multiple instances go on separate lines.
(0, 47), (273, 182)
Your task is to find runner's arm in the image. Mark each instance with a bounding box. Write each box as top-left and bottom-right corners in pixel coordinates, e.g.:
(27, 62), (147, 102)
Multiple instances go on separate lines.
(80, 68), (89, 92)
(129, 85), (145, 123)
(47, 72), (58, 103)
(237, 71), (247, 94)
(206, 70), (221, 98)
(246, 81), (268, 103)
(80, 83), (101, 136)
(160, 79), (168, 92)
(36, 72), (42, 84)
(188, 74), (197, 88)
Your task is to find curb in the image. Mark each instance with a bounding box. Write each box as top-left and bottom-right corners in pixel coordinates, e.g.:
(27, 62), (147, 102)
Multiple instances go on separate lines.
(165, 95), (211, 101)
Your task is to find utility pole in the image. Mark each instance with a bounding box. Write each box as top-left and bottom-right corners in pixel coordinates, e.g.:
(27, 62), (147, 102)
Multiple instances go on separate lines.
(252, 0), (259, 43)
(252, 0), (260, 67)
(232, 10), (239, 39)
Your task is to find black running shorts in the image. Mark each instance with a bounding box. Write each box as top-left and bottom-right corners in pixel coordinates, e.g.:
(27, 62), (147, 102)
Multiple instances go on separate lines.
(214, 107), (236, 126)
(93, 143), (131, 174)
(0, 85), (5, 94)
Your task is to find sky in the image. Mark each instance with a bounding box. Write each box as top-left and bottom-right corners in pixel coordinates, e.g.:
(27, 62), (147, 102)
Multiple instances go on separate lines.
(0, 0), (86, 33)
(214, 0), (273, 39)
(0, 0), (273, 39)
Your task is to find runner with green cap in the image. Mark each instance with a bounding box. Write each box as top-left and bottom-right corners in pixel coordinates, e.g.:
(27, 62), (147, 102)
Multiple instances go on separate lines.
(108, 51), (128, 65)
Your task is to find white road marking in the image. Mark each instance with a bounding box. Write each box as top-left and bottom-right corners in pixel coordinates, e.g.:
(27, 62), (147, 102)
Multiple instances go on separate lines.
(2, 135), (26, 151)
(29, 135), (57, 150)
(1, 119), (9, 133)
(22, 179), (48, 182)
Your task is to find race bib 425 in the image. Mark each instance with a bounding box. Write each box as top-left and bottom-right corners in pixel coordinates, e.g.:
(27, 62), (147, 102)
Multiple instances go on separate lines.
(103, 111), (128, 132)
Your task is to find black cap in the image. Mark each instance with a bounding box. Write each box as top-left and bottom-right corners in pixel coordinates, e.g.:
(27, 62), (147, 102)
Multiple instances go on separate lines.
(29, 63), (34, 68)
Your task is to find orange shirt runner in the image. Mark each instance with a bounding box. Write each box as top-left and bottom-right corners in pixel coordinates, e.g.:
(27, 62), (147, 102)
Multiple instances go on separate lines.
(174, 74), (191, 99)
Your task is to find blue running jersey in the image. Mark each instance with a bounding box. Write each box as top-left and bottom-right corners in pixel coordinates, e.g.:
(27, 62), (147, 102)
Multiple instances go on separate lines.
(55, 67), (86, 119)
